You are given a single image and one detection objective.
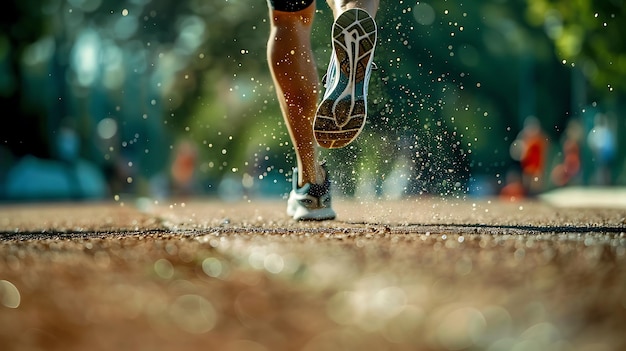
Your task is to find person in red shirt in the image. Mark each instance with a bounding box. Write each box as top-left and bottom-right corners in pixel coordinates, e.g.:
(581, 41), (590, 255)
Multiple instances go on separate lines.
(509, 116), (549, 196)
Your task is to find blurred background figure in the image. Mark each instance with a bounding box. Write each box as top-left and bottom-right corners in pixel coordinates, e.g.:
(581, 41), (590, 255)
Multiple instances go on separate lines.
(0, 1), (624, 203)
(170, 140), (199, 198)
(149, 139), (202, 200)
(499, 168), (526, 202)
(4, 120), (107, 201)
(509, 116), (550, 196)
(587, 113), (617, 186)
(551, 119), (582, 187)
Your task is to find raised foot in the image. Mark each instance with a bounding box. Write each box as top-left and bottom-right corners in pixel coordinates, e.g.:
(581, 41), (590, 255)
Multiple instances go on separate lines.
(314, 8), (377, 149)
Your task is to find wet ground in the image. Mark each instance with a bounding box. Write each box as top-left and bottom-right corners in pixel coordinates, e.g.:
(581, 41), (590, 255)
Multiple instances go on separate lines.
(1, 197), (625, 351)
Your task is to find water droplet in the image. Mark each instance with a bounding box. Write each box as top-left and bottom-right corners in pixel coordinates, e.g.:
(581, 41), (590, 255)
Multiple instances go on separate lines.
(0, 280), (21, 308)
(264, 253), (284, 274)
(169, 295), (217, 334)
(202, 257), (223, 278)
(154, 258), (174, 279)
(436, 307), (486, 350)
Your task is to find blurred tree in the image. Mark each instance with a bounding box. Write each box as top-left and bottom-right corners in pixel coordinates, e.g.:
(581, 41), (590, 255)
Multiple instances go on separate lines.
(526, 0), (625, 185)
(0, 3), (50, 158)
(2, 0), (623, 201)
(526, 0), (626, 94)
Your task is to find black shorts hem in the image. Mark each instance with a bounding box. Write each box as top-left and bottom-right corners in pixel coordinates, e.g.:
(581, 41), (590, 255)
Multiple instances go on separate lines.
(267, 0), (314, 12)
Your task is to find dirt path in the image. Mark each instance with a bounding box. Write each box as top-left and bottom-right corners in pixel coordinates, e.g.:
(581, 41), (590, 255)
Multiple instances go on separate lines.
(1, 198), (625, 351)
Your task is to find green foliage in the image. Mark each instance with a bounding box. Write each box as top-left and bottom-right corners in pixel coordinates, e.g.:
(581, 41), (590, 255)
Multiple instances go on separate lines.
(2, 0), (624, 199)
(526, 0), (626, 94)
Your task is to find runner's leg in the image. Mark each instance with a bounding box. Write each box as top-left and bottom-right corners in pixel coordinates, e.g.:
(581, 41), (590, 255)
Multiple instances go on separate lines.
(267, 0), (324, 186)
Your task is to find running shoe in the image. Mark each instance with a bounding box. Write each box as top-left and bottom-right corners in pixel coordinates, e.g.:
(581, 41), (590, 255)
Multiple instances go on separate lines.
(314, 8), (377, 149)
(287, 166), (336, 221)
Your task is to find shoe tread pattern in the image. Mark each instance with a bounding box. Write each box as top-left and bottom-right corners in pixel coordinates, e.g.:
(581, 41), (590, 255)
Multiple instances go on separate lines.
(314, 8), (377, 149)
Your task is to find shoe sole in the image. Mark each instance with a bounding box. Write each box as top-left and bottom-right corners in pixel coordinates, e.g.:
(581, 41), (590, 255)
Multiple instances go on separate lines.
(314, 8), (377, 149)
(293, 207), (337, 221)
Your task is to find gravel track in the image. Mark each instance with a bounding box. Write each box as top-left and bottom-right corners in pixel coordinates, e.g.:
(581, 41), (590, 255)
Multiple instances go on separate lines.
(1, 198), (625, 351)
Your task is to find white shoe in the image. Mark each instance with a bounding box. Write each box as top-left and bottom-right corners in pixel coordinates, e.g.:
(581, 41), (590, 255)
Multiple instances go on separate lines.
(314, 8), (377, 149)
(286, 166), (336, 221)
